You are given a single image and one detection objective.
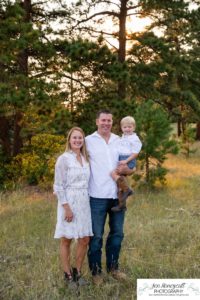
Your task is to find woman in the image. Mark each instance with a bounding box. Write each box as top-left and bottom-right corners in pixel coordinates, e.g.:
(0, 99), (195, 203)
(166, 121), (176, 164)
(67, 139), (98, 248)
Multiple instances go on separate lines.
(53, 127), (93, 288)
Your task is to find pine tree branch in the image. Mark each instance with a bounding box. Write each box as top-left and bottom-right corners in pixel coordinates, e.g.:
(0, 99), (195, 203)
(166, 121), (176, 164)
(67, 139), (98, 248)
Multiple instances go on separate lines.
(153, 99), (181, 117)
(32, 9), (75, 22)
(135, 11), (162, 22)
(31, 1), (47, 7)
(80, 26), (118, 37)
(105, 38), (118, 50)
(127, 12), (140, 16)
(31, 71), (91, 91)
(61, 73), (91, 91)
(31, 71), (53, 78)
(127, 5), (141, 11)
(99, 1), (121, 8)
(74, 10), (119, 27)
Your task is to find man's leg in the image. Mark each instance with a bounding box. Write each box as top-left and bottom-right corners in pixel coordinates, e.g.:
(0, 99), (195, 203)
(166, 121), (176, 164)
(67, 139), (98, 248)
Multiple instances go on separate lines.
(106, 199), (125, 272)
(88, 197), (108, 276)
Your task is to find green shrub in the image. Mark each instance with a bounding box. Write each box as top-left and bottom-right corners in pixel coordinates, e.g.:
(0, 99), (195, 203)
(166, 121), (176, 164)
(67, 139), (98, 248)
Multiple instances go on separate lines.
(12, 133), (65, 188)
(180, 125), (197, 157)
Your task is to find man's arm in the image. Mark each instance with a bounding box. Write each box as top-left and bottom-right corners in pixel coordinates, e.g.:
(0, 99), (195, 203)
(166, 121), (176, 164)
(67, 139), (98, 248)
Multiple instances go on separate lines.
(118, 153), (138, 166)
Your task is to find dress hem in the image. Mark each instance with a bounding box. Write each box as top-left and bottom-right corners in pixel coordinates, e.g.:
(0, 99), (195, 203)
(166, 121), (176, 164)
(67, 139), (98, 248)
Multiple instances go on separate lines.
(54, 233), (93, 239)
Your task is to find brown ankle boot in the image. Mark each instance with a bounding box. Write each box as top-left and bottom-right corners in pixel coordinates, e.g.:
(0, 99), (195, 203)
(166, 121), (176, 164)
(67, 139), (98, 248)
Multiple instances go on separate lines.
(112, 176), (133, 212)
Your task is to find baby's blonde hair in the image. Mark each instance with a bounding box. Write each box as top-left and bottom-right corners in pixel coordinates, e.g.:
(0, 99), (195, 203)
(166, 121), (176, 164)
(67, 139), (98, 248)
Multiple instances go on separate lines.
(120, 116), (136, 129)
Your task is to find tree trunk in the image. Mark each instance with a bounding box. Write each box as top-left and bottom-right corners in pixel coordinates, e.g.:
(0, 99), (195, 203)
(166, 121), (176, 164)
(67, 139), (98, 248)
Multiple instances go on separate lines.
(13, 111), (23, 156)
(0, 116), (11, 157)
(196, 121), (200, 140)
(177, 118), (186, 137)
(18, 0), (30, 77)
(118, 0), (128, 100)
(181, 119), (186, 136)
(70, 72), (74, 113)
(177, 119), (182, 136)
(13, 0), (31, 155)
(145, 153), (149, 182)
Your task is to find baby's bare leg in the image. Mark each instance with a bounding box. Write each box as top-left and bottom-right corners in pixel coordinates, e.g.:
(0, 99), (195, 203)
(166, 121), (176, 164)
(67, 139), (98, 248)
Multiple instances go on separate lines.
(111, 169), (120, 181)
(116, 165), (136, 176)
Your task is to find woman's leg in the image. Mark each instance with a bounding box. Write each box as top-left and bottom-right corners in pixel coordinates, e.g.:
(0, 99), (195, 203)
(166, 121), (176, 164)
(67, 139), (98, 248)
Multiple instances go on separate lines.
(76, 237), (90, 274)
(60, 237), (72, 274)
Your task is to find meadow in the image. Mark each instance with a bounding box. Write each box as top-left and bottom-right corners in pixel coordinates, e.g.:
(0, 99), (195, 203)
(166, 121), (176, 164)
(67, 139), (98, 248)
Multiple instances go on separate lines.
(1, 144), (200, 300)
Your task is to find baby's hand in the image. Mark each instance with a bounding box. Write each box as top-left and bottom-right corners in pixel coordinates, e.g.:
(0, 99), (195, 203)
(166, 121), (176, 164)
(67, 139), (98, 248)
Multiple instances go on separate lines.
(118, 160), (127, 165)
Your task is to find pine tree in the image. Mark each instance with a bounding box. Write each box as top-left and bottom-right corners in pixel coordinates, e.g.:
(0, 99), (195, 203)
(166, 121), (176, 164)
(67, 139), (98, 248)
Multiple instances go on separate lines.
(63, 0), (144, 102)
(128, 0), (200, 137)
(0, 1), (54, 156)
(59, 0), (200, 133)
(0, 0), (75, 158)
(0, 0), (72, 186)
(135, 99), (178, 186)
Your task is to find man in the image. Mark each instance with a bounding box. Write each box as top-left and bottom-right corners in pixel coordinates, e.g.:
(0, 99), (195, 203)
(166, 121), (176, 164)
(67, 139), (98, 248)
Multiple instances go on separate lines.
(86, 109), (128, 285)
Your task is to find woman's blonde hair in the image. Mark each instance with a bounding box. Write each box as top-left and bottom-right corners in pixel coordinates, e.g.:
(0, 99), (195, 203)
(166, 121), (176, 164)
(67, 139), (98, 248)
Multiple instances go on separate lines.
(120, 116), (136, 129)
(65, 127), (89, 162)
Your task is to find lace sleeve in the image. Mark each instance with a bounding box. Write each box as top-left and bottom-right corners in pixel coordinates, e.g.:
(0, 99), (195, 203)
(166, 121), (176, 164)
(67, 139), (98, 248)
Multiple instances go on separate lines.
(53, 154), (68, 204)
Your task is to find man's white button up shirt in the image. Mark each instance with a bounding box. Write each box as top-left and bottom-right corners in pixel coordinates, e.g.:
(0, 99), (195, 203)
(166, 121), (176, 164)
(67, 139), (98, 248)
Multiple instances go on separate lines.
(86, 131), (120, 199)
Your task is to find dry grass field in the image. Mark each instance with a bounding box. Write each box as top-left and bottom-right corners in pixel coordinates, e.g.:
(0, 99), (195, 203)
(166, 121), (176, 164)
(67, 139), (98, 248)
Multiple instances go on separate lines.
(1, 143), (200, 299)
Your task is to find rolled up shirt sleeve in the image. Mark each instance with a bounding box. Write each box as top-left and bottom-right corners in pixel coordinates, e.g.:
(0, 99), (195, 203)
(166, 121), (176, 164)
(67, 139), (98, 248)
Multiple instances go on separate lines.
(53, 155), (68, 205)
(133, 136), (142, 153)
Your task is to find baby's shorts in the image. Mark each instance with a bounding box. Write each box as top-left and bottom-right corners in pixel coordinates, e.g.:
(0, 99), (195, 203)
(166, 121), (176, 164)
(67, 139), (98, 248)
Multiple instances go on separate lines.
(119, 154), (136, 169)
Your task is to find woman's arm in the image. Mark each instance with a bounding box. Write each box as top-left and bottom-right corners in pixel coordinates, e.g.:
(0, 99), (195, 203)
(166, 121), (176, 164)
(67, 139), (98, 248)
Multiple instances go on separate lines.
(53, 155), (73, 221)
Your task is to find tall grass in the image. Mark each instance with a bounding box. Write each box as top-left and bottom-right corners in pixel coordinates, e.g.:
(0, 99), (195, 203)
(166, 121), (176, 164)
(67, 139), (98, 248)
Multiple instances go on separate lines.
(1, 146), (200, 300)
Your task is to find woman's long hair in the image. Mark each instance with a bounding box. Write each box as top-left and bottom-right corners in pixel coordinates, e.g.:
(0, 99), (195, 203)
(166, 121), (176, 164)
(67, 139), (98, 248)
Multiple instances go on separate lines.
(65, 127), (89, 162)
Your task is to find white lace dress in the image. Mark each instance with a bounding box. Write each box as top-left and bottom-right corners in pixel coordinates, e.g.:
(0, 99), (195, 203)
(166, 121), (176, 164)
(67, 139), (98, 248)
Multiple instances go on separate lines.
(53, 151), (93, 239)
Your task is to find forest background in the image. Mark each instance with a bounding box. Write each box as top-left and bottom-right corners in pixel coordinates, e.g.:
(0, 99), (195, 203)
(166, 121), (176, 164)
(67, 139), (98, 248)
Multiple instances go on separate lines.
(0, 0), (200, 188)
(1, 1), (200, 299)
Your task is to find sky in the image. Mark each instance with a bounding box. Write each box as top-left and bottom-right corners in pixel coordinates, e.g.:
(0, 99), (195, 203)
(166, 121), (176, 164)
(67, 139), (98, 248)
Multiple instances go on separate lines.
(45, 0), (198, 49)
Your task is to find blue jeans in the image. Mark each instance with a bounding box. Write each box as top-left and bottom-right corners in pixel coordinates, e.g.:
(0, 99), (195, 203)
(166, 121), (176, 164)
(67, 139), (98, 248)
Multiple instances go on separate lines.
(88, 197), (125, 275)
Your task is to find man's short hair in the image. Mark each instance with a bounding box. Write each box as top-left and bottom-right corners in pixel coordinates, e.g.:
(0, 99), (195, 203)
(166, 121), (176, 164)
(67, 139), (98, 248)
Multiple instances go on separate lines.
(96, 109), (113, 119)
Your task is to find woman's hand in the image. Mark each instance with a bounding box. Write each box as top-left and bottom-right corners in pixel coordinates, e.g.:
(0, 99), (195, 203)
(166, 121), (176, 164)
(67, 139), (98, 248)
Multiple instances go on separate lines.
(63, 204), (73, 222)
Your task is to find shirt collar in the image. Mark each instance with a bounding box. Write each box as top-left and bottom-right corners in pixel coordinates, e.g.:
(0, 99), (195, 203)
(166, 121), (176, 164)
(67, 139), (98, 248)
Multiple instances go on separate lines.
(68, 150), (83, 157)
(122, 133), (135, 138)
(92, 131), (119, 142)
